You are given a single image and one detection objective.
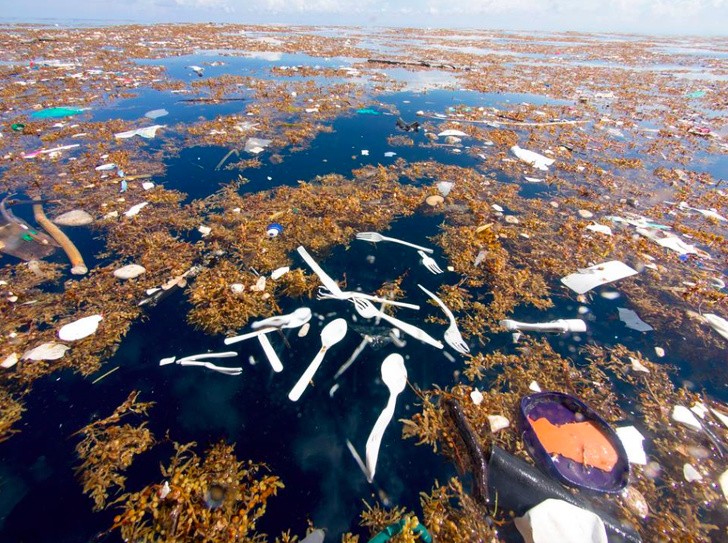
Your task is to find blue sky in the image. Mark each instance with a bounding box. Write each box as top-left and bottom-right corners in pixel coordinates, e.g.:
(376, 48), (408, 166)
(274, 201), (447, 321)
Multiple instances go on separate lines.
(1, 0), (726, 35)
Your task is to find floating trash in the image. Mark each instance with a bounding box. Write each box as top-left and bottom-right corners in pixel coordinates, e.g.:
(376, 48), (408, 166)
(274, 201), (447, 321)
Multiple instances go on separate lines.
(124, 202), (148, 217)
(114, 125), (165, 139)
(144, 108), (169, 119)
(52, 209), (94, 226)
(58, 315), (103, 341)
(1, 352), (19, 368)
(22, 342), (69, 361)
(561, 261), (638, 294)
(511, 144), (555, 171)
(617, 308), (653, 332)
(266, 223), (283, 238)
(113, 264), (146, 280)
(515, 499), (608, 543)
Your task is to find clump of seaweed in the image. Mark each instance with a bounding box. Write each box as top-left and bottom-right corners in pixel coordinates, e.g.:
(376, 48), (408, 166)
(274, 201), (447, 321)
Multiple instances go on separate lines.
(74, 391), (155, 511)
(110, 440), (284, 543)
(0, 389), (25, 443)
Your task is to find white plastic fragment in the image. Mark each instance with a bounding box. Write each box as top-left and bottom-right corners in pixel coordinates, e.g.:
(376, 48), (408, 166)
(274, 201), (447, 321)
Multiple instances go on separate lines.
(636, 228), (708, 257)
(437, 181), (454, 196)
(524, 176), (543, 183)
(672, 405), (702, 431)
(271, 266), (289, 280)
(586, 223), (613, 236)
(703, 313), (728, 340)
(470, 389), (483, 405)
(529, 380), (542, 392)
(141, 181), (155, 190)
(22, 342), (69, 361)
(124, 202), (148, 217)
(198, 225), (212, 237)
(615, 426), (648, 465)
(115, 125), (164, 139)
(159, 356), (176, 366)
(437, 129), (468, 137)
(58, 315), (103, 341)
(159, 481), (171, 499)
(683, 463), (703, 482)
(53, 209), (94, 226)
(384, 151), (396, 157)
(711, 408), (728, 429)
(510, 145), (555, 171)
(144, 108), (168, 119)
(618, 308), (654, 332)
(95, 163), (116, 171)
(230, 283), (245, 295)
(113, 264), (146, 280)
(244, 137), (271, 154)
(514, 499), (608, 543)
(561, 261), (638, 294)
(690, 403), (709, 420)
(654, 346), (665, 358)
(719, 469), (728, 502)
(301, 528), (326, 543)
(250, 275), (266, 292)
(578, 209), (594, 219)
(488, 415), (510, 433)
(1, 353), (19, 369)
(629, 356), (650, 373)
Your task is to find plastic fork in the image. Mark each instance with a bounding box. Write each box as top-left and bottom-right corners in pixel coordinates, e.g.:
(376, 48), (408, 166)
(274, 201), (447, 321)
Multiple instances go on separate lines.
(355, 232), (433, 253)
(316, 286), (420, 310)
(351, 297), (443, 349)
(177, 360), (242, 375)
(417, 250), (444, 275)
(418, 284), (469, 354)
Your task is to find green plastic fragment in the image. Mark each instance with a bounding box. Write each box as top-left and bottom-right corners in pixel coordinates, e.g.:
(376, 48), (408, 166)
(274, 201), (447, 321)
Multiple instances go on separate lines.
(357, 108), (380, 115)
(686, 90), (706, 99)
(30, 107), (84, 119)
(367, 518), (432, 543)
(11, 123), (25, 132)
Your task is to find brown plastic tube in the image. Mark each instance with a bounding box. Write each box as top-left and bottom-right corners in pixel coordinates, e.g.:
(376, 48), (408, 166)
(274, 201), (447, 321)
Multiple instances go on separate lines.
(32, 203), (88, 275)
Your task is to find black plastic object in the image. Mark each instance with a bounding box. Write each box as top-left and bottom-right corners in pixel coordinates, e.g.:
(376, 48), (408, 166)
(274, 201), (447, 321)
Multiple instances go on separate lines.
(395, 118), (420, 132)
(488, 446), (642, 543)
(520, 392), (630, 493)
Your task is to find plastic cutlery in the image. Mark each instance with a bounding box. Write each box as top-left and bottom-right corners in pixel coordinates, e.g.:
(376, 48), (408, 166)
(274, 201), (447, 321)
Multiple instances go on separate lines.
(289, 318), (348, 401)
(365, 353), (407, 481)
(417, 250), (444, 274)
(316, 286), (420, 310)
(351, 297), (443, 349)
(258, 333), (283, 372)
(224, 307), (312, 345)
(355, 232), (433, 253)
(417, 284), (469, 354)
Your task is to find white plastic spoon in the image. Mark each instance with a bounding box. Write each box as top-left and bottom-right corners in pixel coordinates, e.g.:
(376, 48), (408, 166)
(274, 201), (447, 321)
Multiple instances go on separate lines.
(365, 353), (407, 482)
(258, 333), (283, 372)
(288, 318), (348, 402)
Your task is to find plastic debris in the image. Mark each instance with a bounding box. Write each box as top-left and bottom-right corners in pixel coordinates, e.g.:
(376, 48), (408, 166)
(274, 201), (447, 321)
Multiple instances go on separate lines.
(300, 529), (325, 543)
(615, 426), (647, 465)
(703, 313), (728, 340)
(141, 181), (155, 190)
(95, 163), (116, 171)
(144, 108), (169, 119)
(52, 209), (93, 226)
(636, 228), (709, 257)
(266, 223), (283, 238)
(488, 414), (510, 432)
(114, 125), (165, 139)
(31, 107), (84, 119)
(113, 264), (146, 280)
(561, 261), (638, 294)
(672, 405), (702, 431)
(514, 499), (608, 543)
(366, 353), (407, 481)
(124, 202), (148, 217)
(367, 518), (432, 543)
(395, 118), (419, 132)
(244, 137), (271, 154)
(618, 308), (653, 332)
(678, 202), (726, 222)
(586, 223), (613, 235)
(58, 315), (103, 341)
(198, 225), (212, 237)
(683, 463), (703, 482)
(500, 318), (587, 333)
(357, 108), (379, 115)
(470, 389), (484, 405)
(629, 356), (650, 373)
(719, 469), (728, 502)
(425, 194), (444, 206)
(270, 266), (289, 280)
(437, 129), (468, 137)
(22, 342), (69, 361)
(511, 145), (555, 171)
(188, 65), (204, 76)
(437, 181), (454, 196)
(1, 352), (19, 369)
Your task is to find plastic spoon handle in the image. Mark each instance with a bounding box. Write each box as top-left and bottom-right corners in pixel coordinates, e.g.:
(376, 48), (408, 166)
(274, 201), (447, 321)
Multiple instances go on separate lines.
(297, 246), (344, 296)
(288, 347), (327, 402)
(365, 395), (397, 482)
(418, 283), (456, 321)
(224, 327), (274, 345)
(258, 334), (283, 373)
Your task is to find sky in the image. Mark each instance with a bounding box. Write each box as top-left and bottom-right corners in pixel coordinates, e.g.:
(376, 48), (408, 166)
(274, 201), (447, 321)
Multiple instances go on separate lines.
(1, 0), (727, 36)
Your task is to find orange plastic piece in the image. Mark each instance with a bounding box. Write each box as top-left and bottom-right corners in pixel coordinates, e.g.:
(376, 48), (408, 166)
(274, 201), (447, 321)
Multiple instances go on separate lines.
(528, 416), (619, 472)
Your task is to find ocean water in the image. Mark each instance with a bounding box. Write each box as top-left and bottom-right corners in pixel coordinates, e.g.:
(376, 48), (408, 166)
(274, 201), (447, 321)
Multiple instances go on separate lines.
(0, 28), (727, 543)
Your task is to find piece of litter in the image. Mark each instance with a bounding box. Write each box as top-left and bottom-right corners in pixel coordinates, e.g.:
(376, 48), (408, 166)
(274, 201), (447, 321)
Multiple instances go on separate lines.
(703, 313), (728, 340)
(113, 264), (146, 280)
(298, 322), (310, 337)
(198, 225), (212, 237)
(618, 308), (654, 332)
(22, 342), (69, 361)
(250, 275), (266, 292)
(488, 415), (510, 433)
(141, 181), (155, 190)
(470, 389), (483, 405)
(690, 403), (709, 419)
(578, 209), (594, 219)
(271, 266), (289, 280)
(719, 469), (728, 502)
(53, 209), (93, 226)
(492, 204), (504, 212)
(629, 356), (650, 373)
(510, 145), (555, 171)
(361, 149), (369, 156)
(124, 202), (148, 217)
(159, 356), (176, 366)
(58, 315), (103, 341)
(384, 151), (396, 157)
(515, 499), (607, 543)
(300, 528), (326, 543)
(529, 380), (542, 392)
(1, 353), (19, 369)
(230, 283), (244, 295)
(114, 125), (164, 139)
(586, 224), (612, 236)
(616, 426), (647, 465)
(437, 129), (468, 137)
(654, 346), (665, 357)
(144, 108), (168, 119)
(244, 137), (271, 154)
(95, 163), (116, 171)
(683, 463), (703, 482)
(561, 261), (638, 294)
(524, 176), (543, 183)
(672, 405), (702, 431)
(711, 408), (728, 429)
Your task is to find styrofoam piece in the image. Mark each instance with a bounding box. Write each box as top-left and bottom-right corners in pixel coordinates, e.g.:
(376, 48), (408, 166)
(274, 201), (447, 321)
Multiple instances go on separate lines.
(586, 223), (613, 236)
(470, 389), (484, 405)
(437, 129), (468, 137)
(683, 463), (703, 482)
(58, 315), (103, 341)
(616, 426), (647, 465)
(244, 137), (271, 154)
(703, 313), (728, 340)
(561, 261), (638, 294)
(514, 499), (608, 543)
(300, 529), (325, 543)
(113, 264), (146, 279)
(529, 380), (542, 392)
(618, 308), (653, 332)
(124, 202), (148, 217)
(488, 415), (510, 433)
(629, 356), (650, 373)
(22, 342), (69, 361)
(672, 405), (702, 431)
(510, 145), (555, 171)
(1, 353), (19, 368)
